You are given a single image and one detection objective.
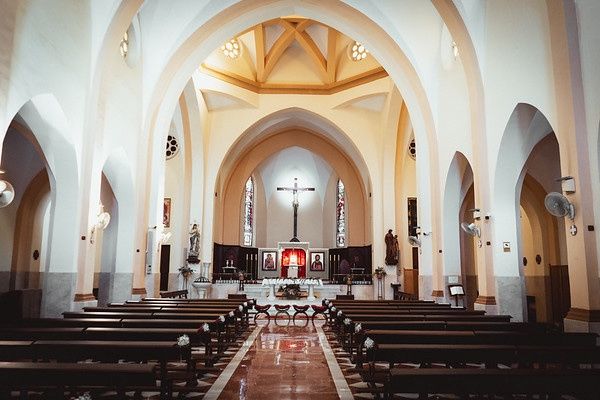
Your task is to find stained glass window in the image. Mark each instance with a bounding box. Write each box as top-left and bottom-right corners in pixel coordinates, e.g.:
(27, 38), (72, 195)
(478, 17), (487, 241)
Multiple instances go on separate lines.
(243, 177), (254, 246)
(336, 179), (346, 247)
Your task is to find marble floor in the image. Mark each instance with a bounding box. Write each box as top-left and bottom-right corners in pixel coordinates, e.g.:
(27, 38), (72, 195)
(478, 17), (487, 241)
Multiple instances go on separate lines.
(215, 321), (349, 400)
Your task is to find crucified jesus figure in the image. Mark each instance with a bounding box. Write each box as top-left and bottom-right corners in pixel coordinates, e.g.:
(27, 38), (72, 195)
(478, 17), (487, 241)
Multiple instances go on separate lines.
(277, 178), (315, 242)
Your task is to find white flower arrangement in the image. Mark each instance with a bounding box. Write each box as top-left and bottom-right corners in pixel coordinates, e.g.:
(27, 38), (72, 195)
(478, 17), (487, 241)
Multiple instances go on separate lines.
(177, 334), (190, 347)
(229, 311), (234, 317)
(77, 393), (91, 400)
(343, 318), (351, 326)
(201, 323), (210, 332)
(238, 305), (243, 311)
(355, 323), (362, 333)
(219, 315), (225, 322)
(364, 337), (375, 350)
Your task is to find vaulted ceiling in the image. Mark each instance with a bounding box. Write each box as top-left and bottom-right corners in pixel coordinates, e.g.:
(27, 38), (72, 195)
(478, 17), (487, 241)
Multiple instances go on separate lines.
(201, 17), (387, 95)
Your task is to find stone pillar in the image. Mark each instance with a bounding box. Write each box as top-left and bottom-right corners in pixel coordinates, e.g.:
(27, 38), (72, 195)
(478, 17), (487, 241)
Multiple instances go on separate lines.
(547, 0), (600, 333)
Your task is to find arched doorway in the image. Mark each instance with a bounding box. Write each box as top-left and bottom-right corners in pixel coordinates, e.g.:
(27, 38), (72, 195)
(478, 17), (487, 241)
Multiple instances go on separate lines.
(444, 152), (477, 308)
(517, 134), (568, 325)
(2, 123), (52, 294)
(94, 173), (118, 306)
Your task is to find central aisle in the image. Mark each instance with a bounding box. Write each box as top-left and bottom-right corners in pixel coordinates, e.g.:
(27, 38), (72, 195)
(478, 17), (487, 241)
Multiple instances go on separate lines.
(215, 322), (349, 399)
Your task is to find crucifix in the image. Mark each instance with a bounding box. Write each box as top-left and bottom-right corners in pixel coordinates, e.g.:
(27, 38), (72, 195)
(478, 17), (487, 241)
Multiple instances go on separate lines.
(277, 178), (315, 242)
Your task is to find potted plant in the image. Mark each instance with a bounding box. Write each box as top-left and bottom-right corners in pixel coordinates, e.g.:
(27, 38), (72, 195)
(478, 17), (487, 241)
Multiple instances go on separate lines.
(178, 266), (193, 278)
(373, 266), (386, 279)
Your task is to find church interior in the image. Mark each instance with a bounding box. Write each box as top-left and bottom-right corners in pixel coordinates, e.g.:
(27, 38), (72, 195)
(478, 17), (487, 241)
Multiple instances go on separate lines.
(1, 0), (600, 398)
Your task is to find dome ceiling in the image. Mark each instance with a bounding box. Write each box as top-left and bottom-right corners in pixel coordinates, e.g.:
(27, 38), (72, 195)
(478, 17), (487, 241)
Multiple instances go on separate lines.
(201, 17), (387, 94)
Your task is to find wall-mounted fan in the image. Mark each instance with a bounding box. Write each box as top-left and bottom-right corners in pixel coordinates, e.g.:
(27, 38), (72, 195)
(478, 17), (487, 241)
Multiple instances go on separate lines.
(0, 180), (15, 208)
(460, 222), (480, 237)
(544, 192), (575, 220)
(408, 235), (421, 247)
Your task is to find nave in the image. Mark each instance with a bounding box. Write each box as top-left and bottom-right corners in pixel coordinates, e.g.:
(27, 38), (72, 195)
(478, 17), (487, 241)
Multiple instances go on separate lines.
(1, 295), (599, 399)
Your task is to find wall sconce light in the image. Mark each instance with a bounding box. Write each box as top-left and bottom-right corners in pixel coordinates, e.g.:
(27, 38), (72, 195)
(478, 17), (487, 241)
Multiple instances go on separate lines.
(0, 179), (15, 208)
(159, 231), (172, 246)
(90, 204), (111, 244)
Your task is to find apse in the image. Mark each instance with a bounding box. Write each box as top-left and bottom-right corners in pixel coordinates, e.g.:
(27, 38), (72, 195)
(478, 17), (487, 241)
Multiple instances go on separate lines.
(254, 146), (334, 248)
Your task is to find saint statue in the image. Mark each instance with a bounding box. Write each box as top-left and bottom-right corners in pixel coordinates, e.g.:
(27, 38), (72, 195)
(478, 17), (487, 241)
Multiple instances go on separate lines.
(385, 229), (397, 265)
(393, 234), (400, 265)
(188, 223), (200, 262)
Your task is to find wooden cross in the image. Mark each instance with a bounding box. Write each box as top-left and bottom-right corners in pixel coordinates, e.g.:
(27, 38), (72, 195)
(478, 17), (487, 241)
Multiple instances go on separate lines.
(277, 178), (315, 242)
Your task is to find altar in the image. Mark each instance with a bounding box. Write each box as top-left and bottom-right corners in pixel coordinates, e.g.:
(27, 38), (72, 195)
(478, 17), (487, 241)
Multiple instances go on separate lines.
(262, 278), (323, 301)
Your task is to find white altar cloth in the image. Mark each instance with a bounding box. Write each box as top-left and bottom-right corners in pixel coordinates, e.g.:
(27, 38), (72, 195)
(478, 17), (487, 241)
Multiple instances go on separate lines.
(261, 278), (323, 300)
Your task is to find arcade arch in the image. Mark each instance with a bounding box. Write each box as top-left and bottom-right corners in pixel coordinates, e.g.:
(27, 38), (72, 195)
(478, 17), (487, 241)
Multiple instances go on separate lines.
(215, 127), (370, 249)
(0, 94), (79, 316)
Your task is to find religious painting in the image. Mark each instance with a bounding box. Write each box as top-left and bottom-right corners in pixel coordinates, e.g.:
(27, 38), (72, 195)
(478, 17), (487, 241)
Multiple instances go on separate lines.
(262, 251), (277, 271)
(163, 198), (172, 228)
(310, 252), (325, 271)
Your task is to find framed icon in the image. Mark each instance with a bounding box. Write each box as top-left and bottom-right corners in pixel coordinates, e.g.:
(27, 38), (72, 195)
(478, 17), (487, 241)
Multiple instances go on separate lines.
(310, 252), (325, 271)
(163, 198), (172, 228)
(262, 251), (277, 271)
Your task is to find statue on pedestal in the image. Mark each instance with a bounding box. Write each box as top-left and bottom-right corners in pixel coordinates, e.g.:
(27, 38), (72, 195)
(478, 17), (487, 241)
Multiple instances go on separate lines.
(187, 223), (200, 264)
(385, 229), (398, 265)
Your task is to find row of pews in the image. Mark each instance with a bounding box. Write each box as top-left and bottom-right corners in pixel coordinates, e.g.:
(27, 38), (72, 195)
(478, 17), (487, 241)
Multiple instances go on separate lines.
(323, 298), (600, 399)
(0, 294), (255, 398)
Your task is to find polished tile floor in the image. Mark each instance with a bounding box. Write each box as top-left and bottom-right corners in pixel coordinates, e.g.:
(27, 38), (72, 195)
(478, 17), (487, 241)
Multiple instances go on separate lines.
(217, 321), (341, 399)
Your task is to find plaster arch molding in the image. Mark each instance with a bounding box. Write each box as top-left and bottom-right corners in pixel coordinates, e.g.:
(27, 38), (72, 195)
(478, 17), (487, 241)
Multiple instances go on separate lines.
(215, 128), (370, 247)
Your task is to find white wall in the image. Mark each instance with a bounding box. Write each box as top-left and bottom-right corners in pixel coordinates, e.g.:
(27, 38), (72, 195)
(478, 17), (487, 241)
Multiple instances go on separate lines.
(257, 147), (333, 248)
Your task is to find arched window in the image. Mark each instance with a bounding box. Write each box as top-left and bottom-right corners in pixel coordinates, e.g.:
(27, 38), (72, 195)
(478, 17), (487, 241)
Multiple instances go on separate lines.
(243, 177), (254, 246)
(336, 179), (346, 247)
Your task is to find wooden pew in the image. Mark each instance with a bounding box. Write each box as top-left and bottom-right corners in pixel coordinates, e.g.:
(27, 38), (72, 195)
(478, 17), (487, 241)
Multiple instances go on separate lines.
(159, 289), (188, 298)
(17, 317), (123, 328)
(0, 340), (34, 361)
(32, 339), (189, 394)
(0, 361), (159, 399)
(367, 343), (600, 368)
(353, 329), (598, 367)
(0, 327), (86, 341)
(83, 327), (214, 366)
(359, 329), (596, 347)
(384, 368), (600, 399)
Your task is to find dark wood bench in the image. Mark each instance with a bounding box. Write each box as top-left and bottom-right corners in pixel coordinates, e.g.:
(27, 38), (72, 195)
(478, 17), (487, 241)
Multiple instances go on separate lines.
(384, 368), (600, 399)
(367, 343), (600, 368)
(83, 327), (213, 366)
(159, 289), (188, 298)
(0, 361), (159, 399)
(353, 329), (598, 366)
(17, 317), (123, 328)
(0, 327), (86, 340)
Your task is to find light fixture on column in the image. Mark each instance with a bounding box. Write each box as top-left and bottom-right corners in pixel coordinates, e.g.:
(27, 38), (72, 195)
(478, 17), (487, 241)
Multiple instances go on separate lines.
(556, 176), (575, 194)
(408, 226), (430, 248)
(451, 41), (459, 59)
(0, 178), (15, 208)
(460, 222), (481, 238)
(158, 230), (172, 247)
(90, 204), (111, 244)
(468, 208), (481, 220)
